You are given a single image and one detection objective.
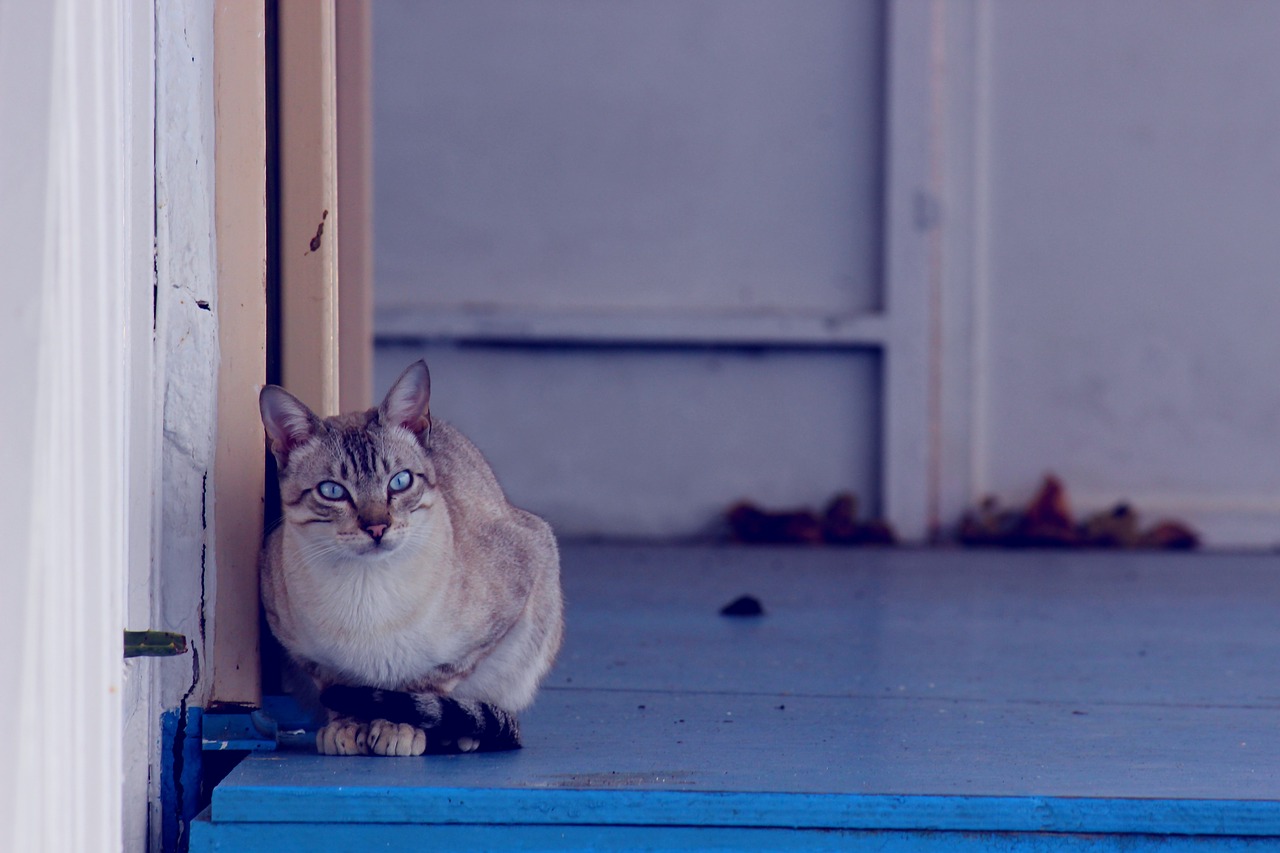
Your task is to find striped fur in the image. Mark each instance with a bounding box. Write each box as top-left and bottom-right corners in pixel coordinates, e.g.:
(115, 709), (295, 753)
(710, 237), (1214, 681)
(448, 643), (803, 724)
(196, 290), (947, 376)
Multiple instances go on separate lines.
(321, 684), (521, 753)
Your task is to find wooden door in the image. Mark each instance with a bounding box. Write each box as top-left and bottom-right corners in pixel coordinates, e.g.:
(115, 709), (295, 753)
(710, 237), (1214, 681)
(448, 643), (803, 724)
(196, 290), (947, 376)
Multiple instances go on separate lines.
(370, 0), (925, 540)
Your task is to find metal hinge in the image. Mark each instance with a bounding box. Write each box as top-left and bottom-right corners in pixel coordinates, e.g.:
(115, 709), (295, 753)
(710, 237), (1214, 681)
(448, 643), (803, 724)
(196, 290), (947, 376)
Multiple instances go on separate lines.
(124, 630), (188, 658)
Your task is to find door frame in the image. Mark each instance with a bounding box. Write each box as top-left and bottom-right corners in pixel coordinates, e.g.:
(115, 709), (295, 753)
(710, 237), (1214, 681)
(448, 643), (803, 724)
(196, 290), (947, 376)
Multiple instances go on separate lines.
(208, 0), (374, 710)
(0, 1), (157, 849)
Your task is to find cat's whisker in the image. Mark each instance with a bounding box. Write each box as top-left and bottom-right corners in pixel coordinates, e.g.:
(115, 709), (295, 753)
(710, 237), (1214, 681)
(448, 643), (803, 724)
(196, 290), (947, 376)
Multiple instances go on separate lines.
(263, 515), (286, 538)
(294, 537), (351, 566)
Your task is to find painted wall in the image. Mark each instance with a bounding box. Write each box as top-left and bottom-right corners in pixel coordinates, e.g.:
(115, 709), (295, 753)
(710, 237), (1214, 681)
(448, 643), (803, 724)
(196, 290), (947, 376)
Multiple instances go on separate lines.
(153, 2), (222, 850)
(375, 344), (881, 539)
(371, 0), (887, 539)
(371, 0), (1280, 546)
(374, 0), (884, 318)
(975, 0), (1280, 544)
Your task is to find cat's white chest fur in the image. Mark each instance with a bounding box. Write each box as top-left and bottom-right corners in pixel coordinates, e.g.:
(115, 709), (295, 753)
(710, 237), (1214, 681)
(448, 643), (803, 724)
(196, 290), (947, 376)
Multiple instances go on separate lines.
(279, 530), (466, 689)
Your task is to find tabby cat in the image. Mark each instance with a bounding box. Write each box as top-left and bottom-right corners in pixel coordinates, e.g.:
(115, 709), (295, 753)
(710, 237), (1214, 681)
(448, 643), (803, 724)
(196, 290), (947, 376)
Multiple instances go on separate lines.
(258, 360), (563, 756)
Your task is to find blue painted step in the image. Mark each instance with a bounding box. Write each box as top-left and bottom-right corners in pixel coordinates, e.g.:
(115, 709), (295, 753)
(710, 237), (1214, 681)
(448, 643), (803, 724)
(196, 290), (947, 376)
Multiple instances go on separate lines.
(192, 545), (1280, 851)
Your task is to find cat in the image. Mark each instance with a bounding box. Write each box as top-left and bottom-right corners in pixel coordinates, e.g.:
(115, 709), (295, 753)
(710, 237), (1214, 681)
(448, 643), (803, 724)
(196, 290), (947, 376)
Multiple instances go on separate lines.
(258, 359), (563, 756)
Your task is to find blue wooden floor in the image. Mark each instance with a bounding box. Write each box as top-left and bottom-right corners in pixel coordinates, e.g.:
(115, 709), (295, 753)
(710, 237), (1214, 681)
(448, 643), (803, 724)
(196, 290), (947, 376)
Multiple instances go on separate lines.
(193, 545), (1280, 851)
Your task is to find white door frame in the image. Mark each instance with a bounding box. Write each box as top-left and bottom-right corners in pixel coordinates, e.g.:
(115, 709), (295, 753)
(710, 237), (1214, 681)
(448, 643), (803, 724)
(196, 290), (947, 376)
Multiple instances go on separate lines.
(0, 1), (158, 850)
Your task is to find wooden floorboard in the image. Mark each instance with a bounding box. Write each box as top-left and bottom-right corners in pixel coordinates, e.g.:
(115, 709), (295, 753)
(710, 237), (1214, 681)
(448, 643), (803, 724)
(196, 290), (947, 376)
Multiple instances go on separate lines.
(194, 545), (1280, 850)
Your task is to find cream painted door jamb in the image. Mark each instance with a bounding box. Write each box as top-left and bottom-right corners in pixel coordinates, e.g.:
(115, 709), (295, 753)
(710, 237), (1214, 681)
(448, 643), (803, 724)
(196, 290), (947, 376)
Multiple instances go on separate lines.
(279, 0), (342, 415)
(207, 0), (373, 708)
(211, 0), (269, 709)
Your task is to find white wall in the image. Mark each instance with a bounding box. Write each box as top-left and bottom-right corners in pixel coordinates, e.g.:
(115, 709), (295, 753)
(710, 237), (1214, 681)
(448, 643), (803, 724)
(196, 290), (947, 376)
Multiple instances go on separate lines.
(374, 0), (885, 318)
(371, 0), (1280, 547)
(376, 344), (881, 539)
(972, 0), (1280, 545)
(372, 0), (887, 538)
(152, 0), (222, 848)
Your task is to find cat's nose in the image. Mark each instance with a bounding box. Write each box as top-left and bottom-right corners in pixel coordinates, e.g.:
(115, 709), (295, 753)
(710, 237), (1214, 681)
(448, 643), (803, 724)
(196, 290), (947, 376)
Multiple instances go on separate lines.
(365, 523), (388, 542)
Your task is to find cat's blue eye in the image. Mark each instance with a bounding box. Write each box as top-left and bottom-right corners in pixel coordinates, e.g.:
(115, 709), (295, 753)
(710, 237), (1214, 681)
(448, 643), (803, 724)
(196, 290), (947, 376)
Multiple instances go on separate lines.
(388, 470), (412, 493)
(316, 481), (347, 501)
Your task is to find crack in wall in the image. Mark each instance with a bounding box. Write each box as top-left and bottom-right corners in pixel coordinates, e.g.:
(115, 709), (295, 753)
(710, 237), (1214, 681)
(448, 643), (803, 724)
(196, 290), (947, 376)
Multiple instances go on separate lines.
(168, 469), (210, 852)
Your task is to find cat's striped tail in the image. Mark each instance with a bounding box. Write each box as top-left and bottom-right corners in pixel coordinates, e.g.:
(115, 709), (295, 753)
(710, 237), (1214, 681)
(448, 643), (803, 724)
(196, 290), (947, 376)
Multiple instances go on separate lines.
(320, 684), (522, 752)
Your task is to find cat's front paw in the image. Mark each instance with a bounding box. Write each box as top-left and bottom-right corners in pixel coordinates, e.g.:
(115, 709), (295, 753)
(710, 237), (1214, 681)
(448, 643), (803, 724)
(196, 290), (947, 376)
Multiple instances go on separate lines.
(316, 719), (370, 756)
(368, 719), (428, 757)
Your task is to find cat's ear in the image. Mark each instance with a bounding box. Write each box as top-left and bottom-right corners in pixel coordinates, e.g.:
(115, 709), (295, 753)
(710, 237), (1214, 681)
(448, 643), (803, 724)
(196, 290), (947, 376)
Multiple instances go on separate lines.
(259, 385), (321, 469)
(379, 360), (432, 436)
